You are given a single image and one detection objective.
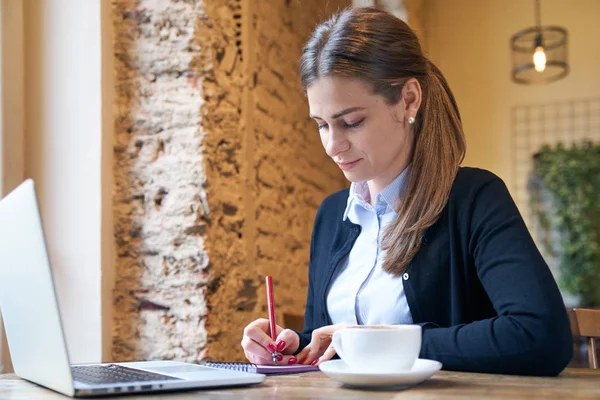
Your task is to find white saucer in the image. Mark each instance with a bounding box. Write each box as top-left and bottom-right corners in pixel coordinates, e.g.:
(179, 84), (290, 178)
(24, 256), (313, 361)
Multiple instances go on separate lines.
(318, 359), (442, 389)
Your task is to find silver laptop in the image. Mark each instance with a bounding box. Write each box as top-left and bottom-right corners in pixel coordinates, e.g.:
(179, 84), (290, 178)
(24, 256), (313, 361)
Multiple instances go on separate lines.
(0, 179), (265, 397)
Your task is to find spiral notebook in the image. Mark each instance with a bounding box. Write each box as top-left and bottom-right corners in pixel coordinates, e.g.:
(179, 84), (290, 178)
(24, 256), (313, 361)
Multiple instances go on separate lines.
(203, 361), (319, 375)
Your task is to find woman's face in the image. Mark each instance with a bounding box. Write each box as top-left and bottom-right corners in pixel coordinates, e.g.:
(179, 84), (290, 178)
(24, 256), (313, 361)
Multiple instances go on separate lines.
(307, 76), (417, 195)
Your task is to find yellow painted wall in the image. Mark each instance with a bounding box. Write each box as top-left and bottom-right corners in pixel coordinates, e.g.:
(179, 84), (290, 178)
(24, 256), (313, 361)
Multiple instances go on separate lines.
(427, 0), (600, 188)
(21, 0), (114, 365)
(0, 0), (25, 374)
(1, 0), (114, 374)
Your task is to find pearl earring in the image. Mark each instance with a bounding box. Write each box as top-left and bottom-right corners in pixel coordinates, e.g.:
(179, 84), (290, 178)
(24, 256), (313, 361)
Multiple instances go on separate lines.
(408, 116), (415, 125)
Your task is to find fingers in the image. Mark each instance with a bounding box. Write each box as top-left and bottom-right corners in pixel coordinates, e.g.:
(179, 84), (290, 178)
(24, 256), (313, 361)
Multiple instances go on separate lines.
(296, 327), (330, 366)
(274, 329), (300, 355)
(241, 336), (274, 361)
(280, 355), (299, 365)
(243, 318), (277, 352)
(295, 331), (316, 364)
(242, 319), (299, 365)
(314, 342), (337, 366)
(244, 350), (272, 365)
(296, 323), (353, 365)
(244, 350), (299, 366)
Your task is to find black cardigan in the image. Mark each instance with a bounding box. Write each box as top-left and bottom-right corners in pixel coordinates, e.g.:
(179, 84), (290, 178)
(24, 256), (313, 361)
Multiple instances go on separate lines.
(296, 167), (573, 376)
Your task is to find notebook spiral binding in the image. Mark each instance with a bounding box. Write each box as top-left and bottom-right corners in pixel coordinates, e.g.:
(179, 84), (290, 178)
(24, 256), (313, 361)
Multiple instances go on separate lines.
(204, 362), (258, 373)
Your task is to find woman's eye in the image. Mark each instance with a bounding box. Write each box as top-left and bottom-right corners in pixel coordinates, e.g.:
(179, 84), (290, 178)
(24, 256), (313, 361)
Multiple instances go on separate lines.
(344, 119), (364, 129)
(317, 123), (328, 130)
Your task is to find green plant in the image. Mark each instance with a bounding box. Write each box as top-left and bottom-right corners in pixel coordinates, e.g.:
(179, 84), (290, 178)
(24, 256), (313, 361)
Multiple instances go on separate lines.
(530, 141), (600, 307)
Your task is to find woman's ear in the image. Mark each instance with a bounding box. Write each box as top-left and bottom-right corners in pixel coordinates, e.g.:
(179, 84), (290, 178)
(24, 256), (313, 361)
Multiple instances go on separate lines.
(400, 78), (422, 124)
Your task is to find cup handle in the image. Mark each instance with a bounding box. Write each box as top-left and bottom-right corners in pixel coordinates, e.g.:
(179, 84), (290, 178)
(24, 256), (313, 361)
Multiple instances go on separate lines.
(332, 330), (346, 360)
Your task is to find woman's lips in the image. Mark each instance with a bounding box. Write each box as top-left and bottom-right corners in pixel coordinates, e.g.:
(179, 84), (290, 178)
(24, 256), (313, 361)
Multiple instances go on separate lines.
(337, 159), (361, 171)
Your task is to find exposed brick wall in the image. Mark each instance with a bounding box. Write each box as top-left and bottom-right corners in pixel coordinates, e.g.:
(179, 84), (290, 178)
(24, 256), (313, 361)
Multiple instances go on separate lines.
(112, 0), (347, 363)
(204, 0), (350, 362)
(112, 0), (211, 362)
(198, 0), (248, 361)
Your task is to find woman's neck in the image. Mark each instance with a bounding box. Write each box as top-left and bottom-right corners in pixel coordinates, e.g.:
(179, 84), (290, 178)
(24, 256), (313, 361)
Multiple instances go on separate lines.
(366, 162), (410, 206)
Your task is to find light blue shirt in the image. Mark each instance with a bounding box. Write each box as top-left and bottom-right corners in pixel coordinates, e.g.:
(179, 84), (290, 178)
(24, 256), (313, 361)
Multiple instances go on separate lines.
(326, 168), (414, 326)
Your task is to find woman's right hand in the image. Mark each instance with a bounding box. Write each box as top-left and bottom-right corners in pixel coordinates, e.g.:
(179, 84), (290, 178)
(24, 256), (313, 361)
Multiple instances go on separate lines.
(241, 318), (300, 365)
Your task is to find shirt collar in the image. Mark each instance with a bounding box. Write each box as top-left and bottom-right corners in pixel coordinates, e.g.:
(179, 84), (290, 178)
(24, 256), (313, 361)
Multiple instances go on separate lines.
(343, 166), (411, 221)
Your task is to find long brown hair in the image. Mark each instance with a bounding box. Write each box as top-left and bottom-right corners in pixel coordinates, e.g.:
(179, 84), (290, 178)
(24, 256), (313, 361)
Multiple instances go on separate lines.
(300, 7), (466, 276)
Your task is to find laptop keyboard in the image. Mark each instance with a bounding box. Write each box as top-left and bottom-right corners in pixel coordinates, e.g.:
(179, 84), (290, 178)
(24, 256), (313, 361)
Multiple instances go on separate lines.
(71, 364), (182, 385)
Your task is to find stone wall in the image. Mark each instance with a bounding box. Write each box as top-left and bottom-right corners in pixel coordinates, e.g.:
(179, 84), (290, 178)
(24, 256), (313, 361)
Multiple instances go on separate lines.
(204, 0), (350, 362)
(112, 0), (211, 362)
(112, 0), (348, 363)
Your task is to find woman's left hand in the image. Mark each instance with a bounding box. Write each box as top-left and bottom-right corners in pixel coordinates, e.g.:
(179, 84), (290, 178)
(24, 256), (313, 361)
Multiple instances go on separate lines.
(296, 322), (354, 366)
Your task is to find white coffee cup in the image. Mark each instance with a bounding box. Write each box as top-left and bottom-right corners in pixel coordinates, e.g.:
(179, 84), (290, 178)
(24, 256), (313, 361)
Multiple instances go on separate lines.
(332, 324), (422, 374)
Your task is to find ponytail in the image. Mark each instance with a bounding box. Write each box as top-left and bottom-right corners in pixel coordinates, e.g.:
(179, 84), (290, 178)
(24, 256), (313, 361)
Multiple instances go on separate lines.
(380, 59), (465, 275)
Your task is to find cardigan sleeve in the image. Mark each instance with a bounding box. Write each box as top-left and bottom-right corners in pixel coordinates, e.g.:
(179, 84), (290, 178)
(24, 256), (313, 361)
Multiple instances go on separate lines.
(419, 177), (573, 376)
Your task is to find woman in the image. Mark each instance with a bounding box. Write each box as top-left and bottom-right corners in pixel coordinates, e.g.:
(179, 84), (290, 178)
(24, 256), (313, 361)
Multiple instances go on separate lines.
(241, 7), (572, 376)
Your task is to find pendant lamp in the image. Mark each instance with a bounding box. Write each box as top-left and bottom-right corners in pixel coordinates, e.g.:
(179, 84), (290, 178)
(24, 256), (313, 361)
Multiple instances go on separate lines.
(510, 0), (569, 84)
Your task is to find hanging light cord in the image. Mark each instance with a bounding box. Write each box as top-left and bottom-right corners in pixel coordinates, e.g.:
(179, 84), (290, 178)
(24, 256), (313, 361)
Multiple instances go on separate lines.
(533, 0), (544, 48)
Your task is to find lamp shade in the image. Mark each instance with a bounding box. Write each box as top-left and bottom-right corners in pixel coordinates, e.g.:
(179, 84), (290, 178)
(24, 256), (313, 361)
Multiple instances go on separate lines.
(511, 25), (569, 84)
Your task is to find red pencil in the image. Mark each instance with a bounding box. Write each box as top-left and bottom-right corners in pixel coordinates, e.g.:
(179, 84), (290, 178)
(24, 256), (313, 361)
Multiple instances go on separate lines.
(265, 276), (278, 364)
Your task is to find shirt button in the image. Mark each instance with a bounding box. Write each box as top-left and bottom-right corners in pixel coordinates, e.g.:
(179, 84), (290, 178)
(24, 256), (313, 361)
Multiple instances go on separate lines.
(403, 273), (409, 281)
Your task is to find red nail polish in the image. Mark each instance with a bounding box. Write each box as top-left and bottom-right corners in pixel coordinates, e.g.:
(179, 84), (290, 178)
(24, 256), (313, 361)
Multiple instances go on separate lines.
(276, 340), (286, 352)
(299, 357), (306, 364)
(288, 357), (298, 365)
(267, 344), (277, 353)
(277, 354), (283, 362)
(311, 359), (319, 366)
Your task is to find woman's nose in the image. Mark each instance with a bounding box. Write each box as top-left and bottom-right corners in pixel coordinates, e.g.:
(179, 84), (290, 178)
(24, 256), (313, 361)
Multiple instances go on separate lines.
(325, 128), (350, 158)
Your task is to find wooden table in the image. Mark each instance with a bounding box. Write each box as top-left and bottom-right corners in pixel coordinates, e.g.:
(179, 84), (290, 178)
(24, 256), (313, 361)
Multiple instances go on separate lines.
(1, 368), (600, 399)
